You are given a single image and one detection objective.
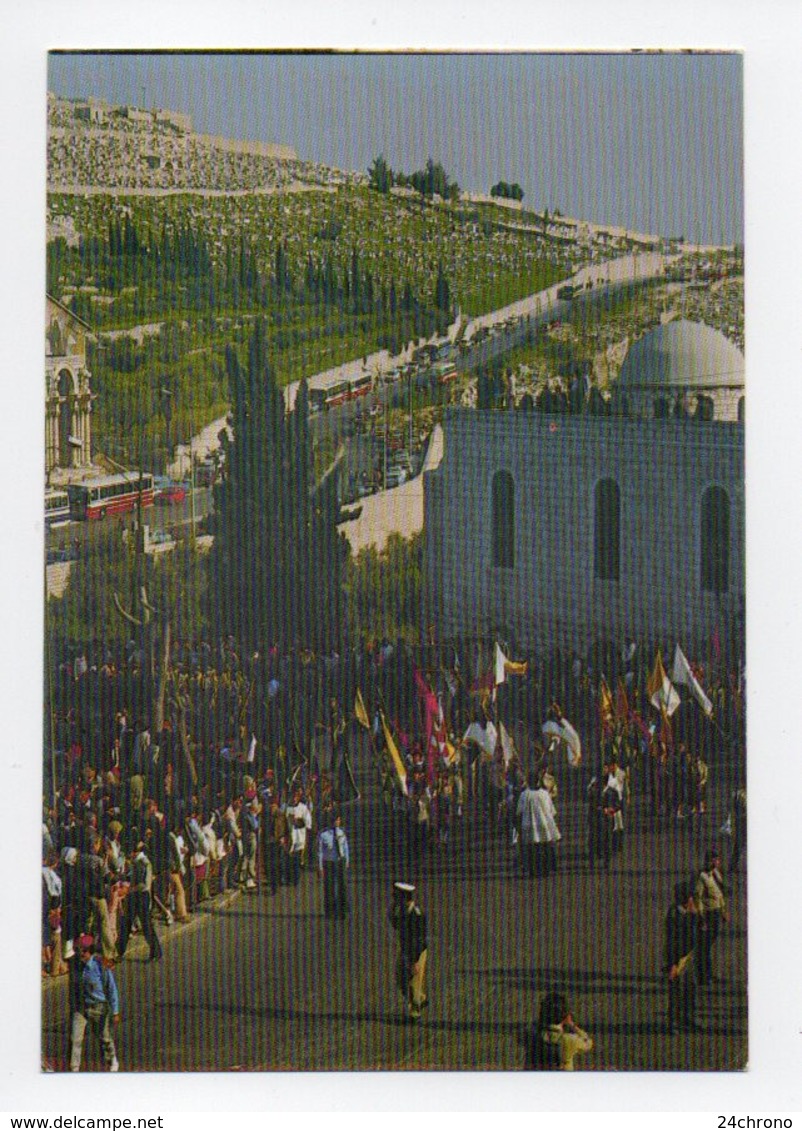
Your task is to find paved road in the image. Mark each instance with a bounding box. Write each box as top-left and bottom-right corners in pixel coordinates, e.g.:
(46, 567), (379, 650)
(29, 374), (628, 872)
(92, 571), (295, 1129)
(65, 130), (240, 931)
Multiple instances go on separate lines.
(42, 752), (746, 1073)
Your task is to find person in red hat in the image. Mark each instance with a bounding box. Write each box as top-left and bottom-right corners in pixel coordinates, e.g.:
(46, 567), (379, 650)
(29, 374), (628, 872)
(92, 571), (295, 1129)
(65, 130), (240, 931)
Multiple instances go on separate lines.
(69, 934), (120, 1072)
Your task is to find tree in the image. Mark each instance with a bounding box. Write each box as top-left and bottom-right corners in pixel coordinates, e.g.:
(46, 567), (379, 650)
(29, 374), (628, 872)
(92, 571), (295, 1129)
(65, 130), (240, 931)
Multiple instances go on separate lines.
(434, 262), (452, 314)
(491, 180), (524, 202)
(209, 323), (348, 651)
(368, 154), (393, 193)
(410, 158), (458, 201)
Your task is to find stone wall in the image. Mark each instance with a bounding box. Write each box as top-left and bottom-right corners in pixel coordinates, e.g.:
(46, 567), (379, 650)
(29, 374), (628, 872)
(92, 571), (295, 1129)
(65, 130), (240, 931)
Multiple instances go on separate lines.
(424, 409), (744, 656)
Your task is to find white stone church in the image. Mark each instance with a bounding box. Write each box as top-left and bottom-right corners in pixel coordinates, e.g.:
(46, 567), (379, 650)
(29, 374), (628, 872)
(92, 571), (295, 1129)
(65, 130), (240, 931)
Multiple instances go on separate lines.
(423, 320), (745, 657)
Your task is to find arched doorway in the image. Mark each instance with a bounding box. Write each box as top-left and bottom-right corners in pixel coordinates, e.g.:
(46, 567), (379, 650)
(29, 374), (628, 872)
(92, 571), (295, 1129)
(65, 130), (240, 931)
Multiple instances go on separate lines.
(58, 369), (74, 468)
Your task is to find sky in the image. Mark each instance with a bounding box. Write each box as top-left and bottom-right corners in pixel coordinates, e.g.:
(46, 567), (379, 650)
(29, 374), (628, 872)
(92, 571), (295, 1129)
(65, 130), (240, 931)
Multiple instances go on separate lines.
(48, 51), (743, 245)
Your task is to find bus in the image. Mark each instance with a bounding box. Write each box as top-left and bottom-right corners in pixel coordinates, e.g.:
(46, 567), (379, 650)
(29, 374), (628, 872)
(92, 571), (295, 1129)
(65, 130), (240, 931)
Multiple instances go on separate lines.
(348, 373), (373, 401)
(309, 379), (351, 413)
(45, 489), (71, 528)
(67, 473), (155, 520)
(433, 360), (458, 384)
(308, 372), (374, 413)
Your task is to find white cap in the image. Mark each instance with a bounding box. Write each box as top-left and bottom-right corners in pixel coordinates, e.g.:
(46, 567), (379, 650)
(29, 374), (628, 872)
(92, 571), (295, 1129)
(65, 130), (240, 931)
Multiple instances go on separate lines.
(394, 882), (415, 894)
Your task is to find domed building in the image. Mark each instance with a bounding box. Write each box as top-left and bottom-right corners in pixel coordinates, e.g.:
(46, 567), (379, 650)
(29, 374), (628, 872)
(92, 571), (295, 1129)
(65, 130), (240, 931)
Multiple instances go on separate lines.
(424, 319), (745, 658)
(615, 318), (745, 422)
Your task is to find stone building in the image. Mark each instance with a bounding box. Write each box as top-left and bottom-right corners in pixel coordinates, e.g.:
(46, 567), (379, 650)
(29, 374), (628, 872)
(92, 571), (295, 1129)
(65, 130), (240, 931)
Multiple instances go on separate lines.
(45, 294), (94, 479)
(423, 320), (745, 658)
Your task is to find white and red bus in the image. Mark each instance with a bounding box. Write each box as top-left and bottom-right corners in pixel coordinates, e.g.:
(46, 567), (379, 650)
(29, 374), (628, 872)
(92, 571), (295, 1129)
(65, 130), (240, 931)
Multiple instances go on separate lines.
(348, 373), (373, 401)
(67, 473), (155, 520)
(45, 489), (71, 528)
(308, 371), (373, 413)
(433, 360), (459, 384)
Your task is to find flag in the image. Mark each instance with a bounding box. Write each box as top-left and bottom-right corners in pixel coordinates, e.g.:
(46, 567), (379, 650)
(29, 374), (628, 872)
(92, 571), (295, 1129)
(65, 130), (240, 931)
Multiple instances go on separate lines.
(246, 734), (257, 763)
(494, 642), (528, 686)
(542, 716), (582, 767)
(599, 678), (615, 734)
(462, 720), (498, 760)
(671, 645), (713, 717)
(379, 710), (408, 796)
(615, 681), (630, 726)
(414, 667), (446, 784)
(498, 721), (518, 768)
(647, 651), (681, 717)
(628, 708), (652, 744)
(354, 688), (371, 730)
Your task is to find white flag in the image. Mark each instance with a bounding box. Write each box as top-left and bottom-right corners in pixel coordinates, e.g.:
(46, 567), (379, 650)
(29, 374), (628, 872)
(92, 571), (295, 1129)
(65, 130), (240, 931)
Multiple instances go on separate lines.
(498, 721), (517, 768)
(247, 734), (257, 763)
(671, 645), (713, 717)
(494, 642), (507, 687)
(463, 721), (498, 760)
(542, 717), (583, 767)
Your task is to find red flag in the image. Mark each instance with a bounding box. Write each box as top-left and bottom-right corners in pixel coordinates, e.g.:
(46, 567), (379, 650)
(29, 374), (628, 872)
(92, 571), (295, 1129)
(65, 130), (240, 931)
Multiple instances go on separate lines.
(628, 708), (652, 744)
(414, 667), (445, 785)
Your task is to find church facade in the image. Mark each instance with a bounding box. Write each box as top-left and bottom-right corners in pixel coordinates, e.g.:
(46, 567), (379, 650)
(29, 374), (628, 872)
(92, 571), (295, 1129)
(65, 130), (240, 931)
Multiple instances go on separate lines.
(45, 294), (94, 479)
(423, 321), (745, 658)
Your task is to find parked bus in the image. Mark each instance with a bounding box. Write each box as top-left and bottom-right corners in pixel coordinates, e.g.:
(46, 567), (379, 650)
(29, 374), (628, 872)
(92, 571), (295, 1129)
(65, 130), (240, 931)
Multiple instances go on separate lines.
(67, 473), (155, 520)
(45, 489), (71, 528)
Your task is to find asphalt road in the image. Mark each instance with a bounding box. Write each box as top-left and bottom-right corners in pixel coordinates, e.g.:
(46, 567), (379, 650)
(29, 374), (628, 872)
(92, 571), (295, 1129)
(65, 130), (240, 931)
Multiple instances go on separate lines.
(42, 751), (747, 1073)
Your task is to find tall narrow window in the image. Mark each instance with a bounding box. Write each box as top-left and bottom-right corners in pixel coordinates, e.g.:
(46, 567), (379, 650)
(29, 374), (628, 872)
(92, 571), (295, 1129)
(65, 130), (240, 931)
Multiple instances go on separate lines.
(701, 486), (730, 594)
(492, 471), (515, 569)
(594, 479), (620, 581)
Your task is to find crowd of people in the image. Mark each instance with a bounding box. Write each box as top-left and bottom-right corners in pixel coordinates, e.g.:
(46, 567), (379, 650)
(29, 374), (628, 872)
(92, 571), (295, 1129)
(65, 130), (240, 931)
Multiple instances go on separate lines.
(43, 631), (746, 1066)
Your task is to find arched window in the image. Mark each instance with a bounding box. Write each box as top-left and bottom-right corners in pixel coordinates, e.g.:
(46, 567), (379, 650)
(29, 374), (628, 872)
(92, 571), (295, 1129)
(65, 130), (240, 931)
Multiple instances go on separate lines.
(594, 479), (620, 582)
(701, 486), (730, 594)
(492, 471), (515, 569)
(737, 396), (745, 423)
(695, 394), (715, 421)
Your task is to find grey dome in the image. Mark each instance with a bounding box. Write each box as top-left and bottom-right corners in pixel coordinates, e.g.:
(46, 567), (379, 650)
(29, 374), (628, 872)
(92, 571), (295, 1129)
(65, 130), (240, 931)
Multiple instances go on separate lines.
(618, 319), (744, 390)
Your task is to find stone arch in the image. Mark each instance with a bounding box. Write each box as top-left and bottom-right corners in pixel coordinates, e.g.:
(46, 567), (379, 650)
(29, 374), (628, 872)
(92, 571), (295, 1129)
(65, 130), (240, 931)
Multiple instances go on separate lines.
(653, 395), (671, 419)
(57, 370), (75, 468)
(695, 394), (715, 421)
(701, 485), (731, 595)
(594, 478), (621, 582)
(492, 470), (515, 569)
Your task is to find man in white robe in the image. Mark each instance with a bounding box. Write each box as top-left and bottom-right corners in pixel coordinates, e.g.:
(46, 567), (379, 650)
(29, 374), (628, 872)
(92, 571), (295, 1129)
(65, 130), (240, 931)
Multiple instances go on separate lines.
(516, 772), (561, 877)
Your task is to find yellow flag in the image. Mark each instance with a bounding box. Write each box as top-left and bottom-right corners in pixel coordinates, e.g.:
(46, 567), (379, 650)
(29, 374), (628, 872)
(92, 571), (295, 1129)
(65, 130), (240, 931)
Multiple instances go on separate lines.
(379, 710), (408, 796)
(599, 678), (614, 730)
(354, 688), (371, 730)
(647, 651), (681, 716)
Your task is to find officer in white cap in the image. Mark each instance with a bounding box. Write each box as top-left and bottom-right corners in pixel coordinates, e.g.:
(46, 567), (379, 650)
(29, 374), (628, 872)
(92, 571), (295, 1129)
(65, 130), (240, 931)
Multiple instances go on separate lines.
(390, 882), (429, 1020)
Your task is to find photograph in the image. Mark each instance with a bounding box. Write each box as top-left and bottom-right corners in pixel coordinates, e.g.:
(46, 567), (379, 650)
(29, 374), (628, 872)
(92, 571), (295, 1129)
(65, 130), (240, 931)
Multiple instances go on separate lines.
(40, 49), (746, 1075)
